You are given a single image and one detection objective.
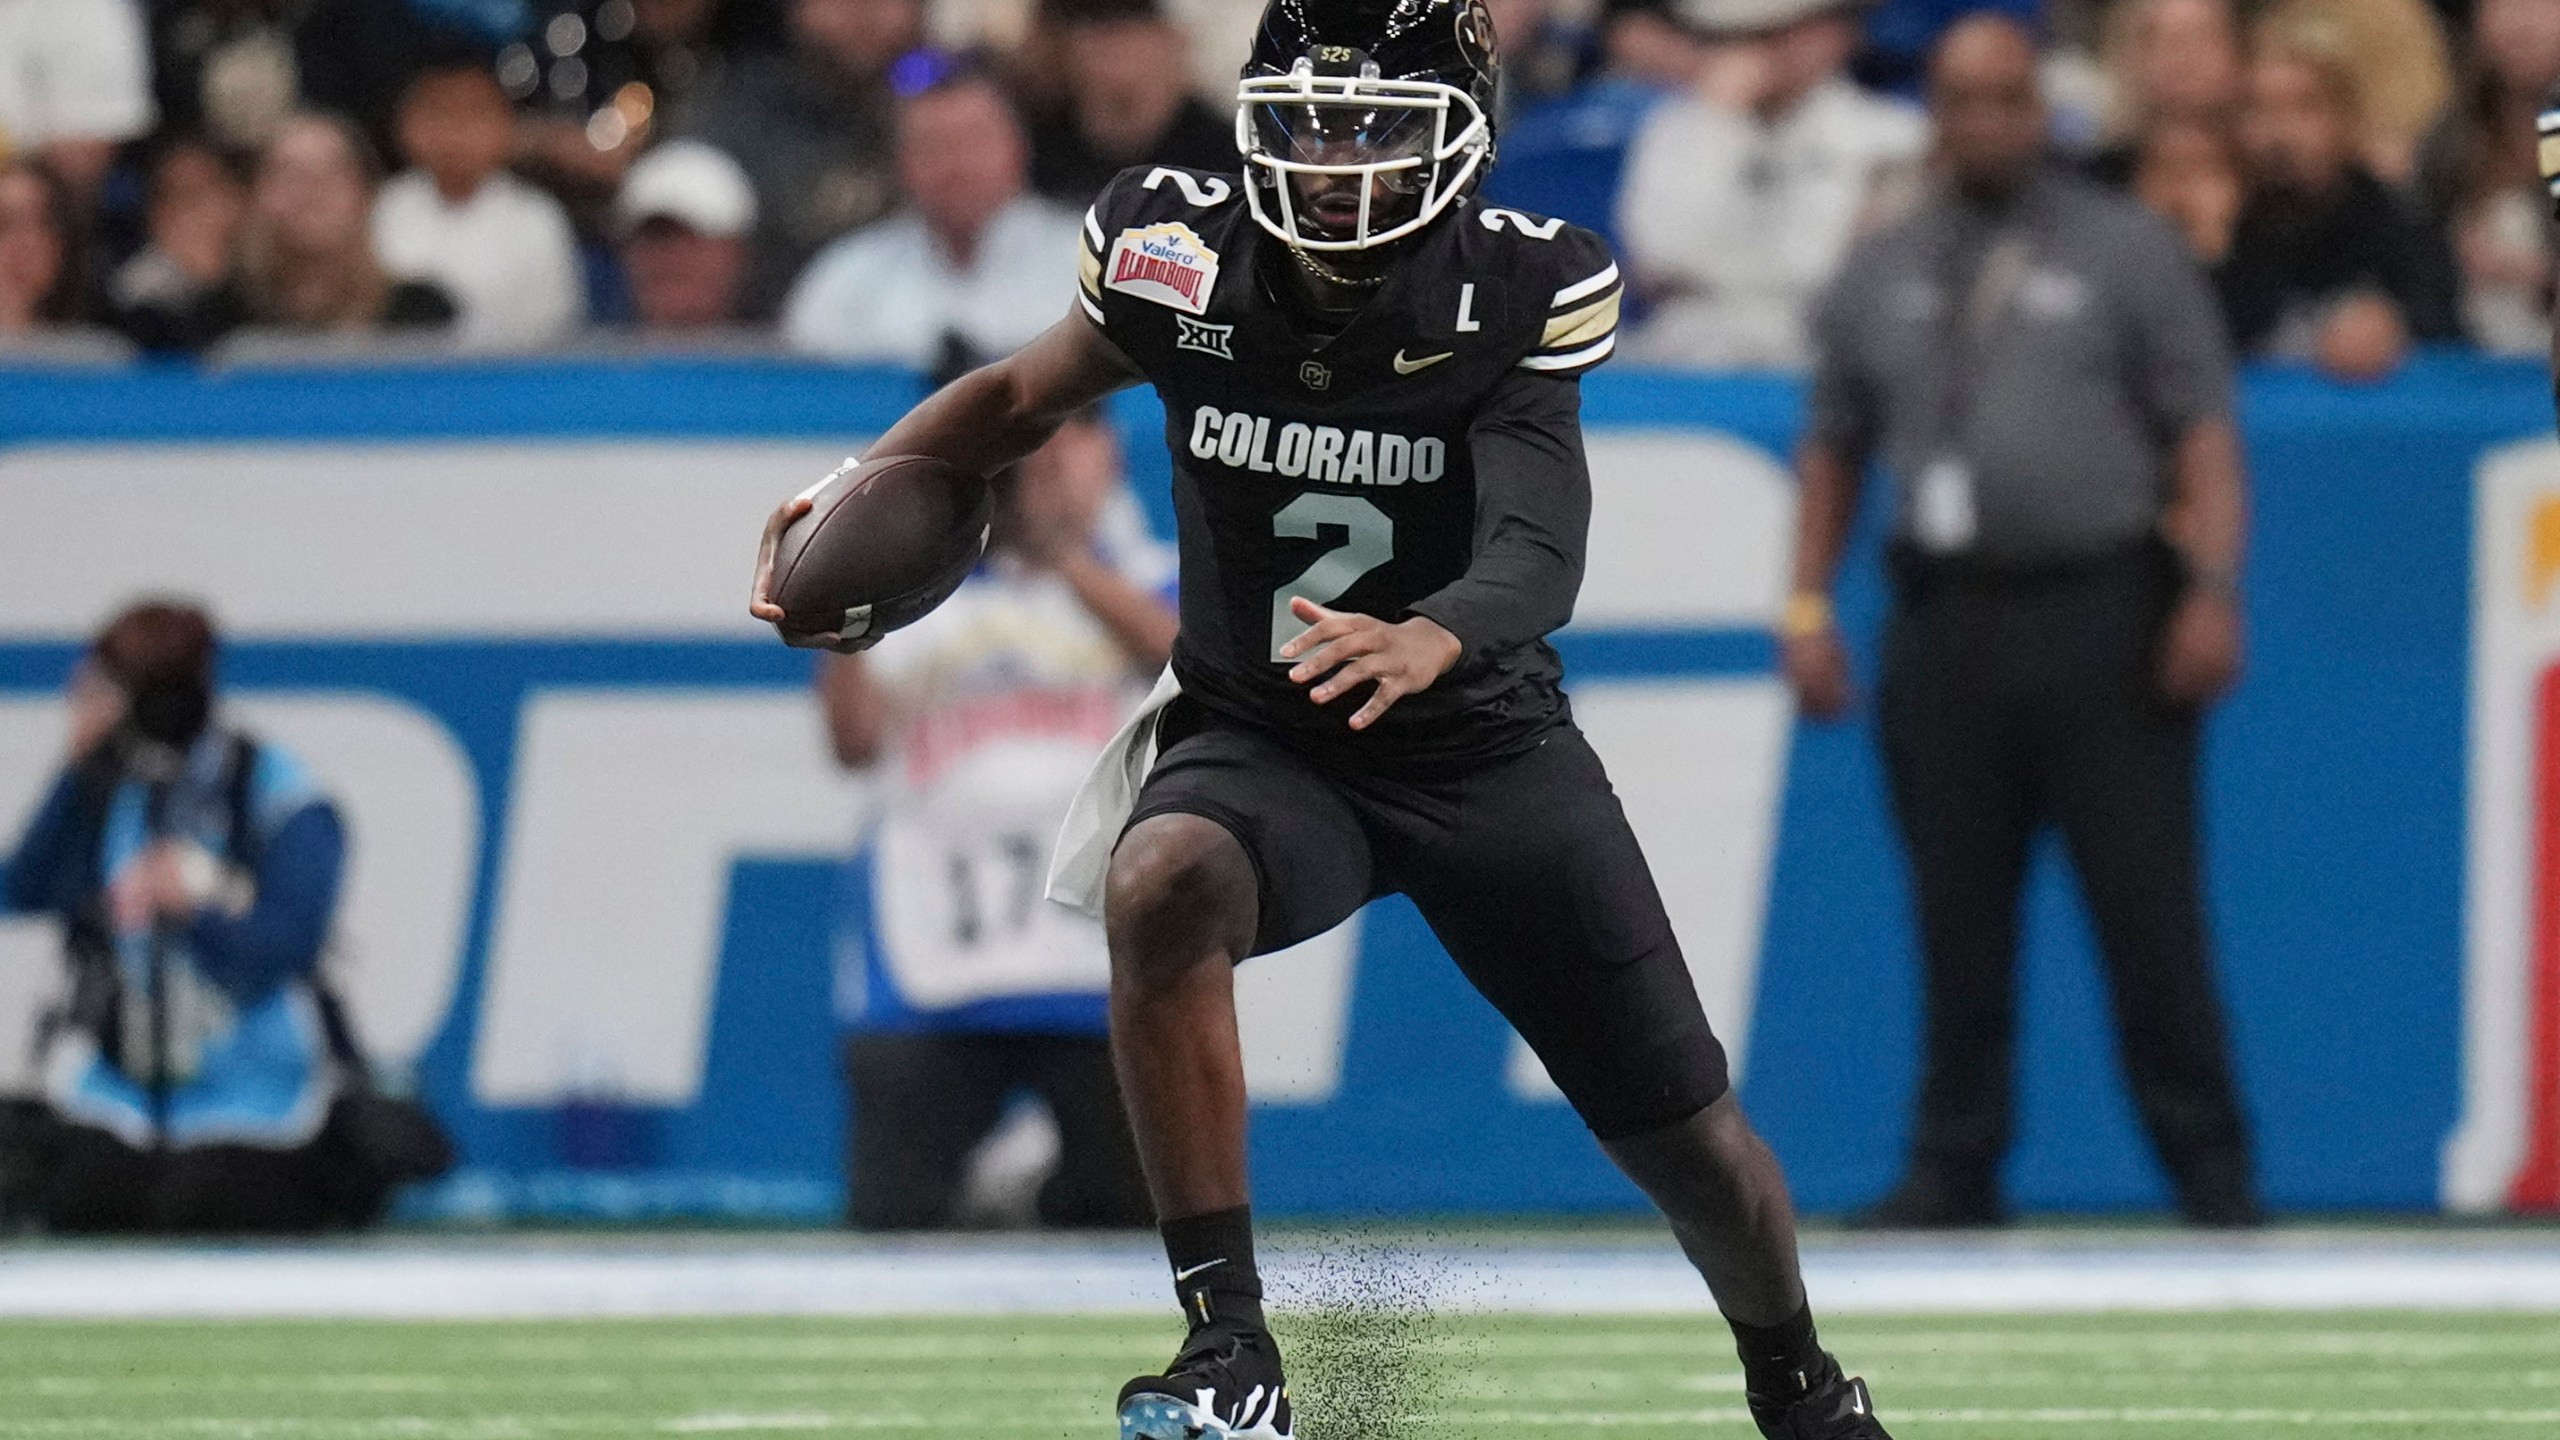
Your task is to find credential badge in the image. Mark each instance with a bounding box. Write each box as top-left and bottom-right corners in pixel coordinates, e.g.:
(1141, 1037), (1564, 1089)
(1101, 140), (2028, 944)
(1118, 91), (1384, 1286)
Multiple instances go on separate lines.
(1105, 222), (1221, 316)
(1175, 316), (1235, 359)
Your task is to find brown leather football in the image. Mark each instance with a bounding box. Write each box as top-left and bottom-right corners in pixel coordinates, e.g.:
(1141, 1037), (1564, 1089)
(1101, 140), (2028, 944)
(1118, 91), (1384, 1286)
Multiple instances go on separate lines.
(767, 454), (992, 645)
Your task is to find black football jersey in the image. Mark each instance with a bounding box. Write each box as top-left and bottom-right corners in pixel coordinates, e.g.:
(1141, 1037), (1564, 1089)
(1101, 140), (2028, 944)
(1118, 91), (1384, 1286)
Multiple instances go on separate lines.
(1076, 165), (1623, 767)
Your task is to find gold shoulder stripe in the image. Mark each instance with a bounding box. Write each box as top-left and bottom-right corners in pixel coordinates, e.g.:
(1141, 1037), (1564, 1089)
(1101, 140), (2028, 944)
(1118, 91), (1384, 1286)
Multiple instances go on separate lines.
(1552, 262), (1620, 308)
(1517, 333), (1616, 372)
(1542, 289), (1621, 350)
(1078, 209), (1107, 297)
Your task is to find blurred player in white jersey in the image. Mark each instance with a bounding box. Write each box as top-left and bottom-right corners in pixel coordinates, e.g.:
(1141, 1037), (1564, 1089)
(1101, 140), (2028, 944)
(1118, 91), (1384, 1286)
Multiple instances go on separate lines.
(822, 407), (1175, 1230)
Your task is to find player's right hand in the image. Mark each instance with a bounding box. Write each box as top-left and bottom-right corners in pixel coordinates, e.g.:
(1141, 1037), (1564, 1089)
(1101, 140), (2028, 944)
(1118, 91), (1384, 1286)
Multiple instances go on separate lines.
(1281, 598), (1462, 731)
(1782, 629), (1857, 721)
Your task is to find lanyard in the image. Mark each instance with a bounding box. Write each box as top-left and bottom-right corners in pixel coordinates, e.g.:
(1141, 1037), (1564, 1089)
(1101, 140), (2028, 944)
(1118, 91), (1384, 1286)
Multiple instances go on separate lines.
(1928, 228), (2034, 462)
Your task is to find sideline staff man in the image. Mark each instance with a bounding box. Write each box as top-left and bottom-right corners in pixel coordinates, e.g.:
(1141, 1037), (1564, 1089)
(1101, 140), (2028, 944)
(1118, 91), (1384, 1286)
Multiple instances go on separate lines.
(1784, 15), (2261, 1227)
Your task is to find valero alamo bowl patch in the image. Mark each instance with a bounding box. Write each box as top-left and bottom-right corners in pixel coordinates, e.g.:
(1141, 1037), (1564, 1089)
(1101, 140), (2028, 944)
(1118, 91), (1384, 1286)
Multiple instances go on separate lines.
(1106, 222), (1220, 315)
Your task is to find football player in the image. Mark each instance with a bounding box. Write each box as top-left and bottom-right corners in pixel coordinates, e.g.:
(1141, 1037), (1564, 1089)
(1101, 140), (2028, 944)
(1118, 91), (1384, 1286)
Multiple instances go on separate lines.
(753, 1), (1892, 1435)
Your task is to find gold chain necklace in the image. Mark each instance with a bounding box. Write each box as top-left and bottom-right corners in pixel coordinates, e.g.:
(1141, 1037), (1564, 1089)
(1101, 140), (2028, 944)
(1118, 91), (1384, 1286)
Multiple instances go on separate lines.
(1287, 243), (1388, 289)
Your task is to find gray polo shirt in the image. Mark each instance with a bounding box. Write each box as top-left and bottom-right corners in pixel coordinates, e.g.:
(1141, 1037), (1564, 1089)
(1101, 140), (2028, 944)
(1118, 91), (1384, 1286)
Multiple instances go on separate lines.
(1806, 169), (2232, 564)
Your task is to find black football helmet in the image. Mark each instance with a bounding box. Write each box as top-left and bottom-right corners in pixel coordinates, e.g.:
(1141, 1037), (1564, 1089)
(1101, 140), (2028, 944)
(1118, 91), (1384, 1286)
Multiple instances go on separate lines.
(1236, 0), (1500, 251)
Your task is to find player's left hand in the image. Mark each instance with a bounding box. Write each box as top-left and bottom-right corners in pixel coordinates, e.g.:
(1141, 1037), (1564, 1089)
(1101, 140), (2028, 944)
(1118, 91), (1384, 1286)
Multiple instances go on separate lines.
(750, 495), (878, 653)
(2157, 588), (2242, 706)
(1280, 597), (1463, 731)
(749, 495), (812, 627)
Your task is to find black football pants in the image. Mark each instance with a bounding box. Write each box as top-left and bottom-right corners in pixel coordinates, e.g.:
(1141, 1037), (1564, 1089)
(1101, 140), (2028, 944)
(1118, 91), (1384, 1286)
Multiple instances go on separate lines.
(1877, 543), (2253, 1205)
(844, 1030), (1152, 1231)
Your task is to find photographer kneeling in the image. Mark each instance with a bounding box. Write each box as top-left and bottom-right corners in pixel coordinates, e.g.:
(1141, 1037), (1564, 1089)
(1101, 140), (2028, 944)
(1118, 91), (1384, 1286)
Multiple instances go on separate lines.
(0, 600), (428, 1232)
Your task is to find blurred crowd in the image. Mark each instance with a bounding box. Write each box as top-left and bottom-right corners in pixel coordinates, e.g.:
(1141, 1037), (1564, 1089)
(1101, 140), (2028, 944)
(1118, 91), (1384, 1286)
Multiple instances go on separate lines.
(0, 0), (2545, 378)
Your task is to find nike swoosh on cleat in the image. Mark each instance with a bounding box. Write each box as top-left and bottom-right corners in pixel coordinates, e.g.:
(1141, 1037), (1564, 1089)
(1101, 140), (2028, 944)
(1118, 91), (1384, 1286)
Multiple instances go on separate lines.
(1173, 1259), (1226, 1283)
(1392, 349), (1453, 374)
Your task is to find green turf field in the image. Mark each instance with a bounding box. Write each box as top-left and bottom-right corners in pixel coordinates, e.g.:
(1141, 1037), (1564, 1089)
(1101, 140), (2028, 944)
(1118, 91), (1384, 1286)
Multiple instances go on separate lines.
(0, 1312), (2552, 1439)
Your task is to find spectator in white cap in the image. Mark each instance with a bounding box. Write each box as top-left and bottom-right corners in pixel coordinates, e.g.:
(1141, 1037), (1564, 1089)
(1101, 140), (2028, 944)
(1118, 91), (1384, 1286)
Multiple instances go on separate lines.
(616, 139), (760, 334)
(1615, 0), (1925, 367)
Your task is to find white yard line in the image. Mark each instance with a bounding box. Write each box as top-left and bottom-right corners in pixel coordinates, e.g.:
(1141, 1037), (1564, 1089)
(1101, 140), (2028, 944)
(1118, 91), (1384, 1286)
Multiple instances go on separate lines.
(1, 1235), (2557, 1319)
(1441, 1408), (2560, 1427)
(9, 1410), (2560, 1436)
(1918, 1410), (2560, 1425)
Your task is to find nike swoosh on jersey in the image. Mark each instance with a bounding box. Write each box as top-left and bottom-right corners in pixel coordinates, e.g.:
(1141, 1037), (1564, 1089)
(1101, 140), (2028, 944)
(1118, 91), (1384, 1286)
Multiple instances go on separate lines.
(1392, 349), (1453, 375)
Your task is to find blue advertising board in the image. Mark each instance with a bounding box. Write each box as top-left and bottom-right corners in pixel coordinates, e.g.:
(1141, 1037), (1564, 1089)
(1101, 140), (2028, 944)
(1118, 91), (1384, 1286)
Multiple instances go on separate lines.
(0, 353), (2542, 1218)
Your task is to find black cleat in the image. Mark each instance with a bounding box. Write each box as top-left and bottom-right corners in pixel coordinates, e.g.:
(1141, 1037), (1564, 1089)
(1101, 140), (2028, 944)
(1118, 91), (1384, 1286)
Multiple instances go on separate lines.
(1118, 1324), (1294, 1440)
(1748, 1355), (1892, 1439)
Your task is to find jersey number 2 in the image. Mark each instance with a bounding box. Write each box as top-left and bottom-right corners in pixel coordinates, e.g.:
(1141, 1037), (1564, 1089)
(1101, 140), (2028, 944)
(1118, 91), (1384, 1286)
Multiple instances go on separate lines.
(1478, 207), (1564, 239)
(1269, 494), (1393, 661)
(1144, 167), (1231, 207)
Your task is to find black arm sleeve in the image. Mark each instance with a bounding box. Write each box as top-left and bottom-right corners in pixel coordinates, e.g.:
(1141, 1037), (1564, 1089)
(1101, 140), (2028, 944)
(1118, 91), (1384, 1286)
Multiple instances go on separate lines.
(1403, 369), (1591, 663)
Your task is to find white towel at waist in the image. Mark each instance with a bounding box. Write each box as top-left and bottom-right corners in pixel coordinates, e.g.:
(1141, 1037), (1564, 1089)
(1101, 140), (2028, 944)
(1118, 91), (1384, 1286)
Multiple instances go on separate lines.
(1045, 666), (1184, 918)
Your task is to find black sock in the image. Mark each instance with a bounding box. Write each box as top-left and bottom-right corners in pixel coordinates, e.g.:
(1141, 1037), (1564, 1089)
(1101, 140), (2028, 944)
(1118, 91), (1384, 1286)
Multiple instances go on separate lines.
(1730, 1302), (1827, 1402)
(1160, 1205), (1265, 1332)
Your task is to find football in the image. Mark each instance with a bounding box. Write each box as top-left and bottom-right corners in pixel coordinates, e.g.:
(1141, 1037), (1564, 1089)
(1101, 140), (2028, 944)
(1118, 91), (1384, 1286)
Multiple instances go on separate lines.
(766, 454), (992, 646)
